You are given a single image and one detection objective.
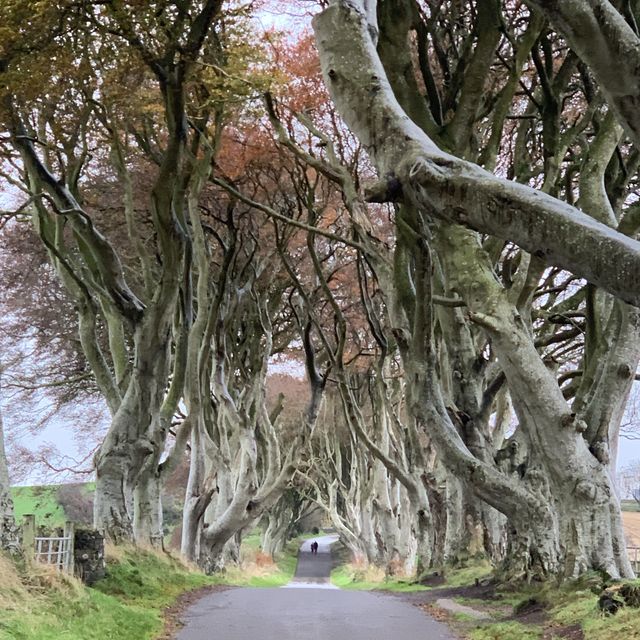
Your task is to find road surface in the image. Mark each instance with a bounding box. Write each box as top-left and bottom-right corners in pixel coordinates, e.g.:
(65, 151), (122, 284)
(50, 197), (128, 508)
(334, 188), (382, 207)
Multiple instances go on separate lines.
(284, 534), (339, 588)
(176, 535), (456, 640)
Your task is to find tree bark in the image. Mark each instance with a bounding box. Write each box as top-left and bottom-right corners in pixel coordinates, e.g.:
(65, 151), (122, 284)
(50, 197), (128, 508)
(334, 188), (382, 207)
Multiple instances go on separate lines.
(0, 367), (17, 551)
(313, 0), (634, 578)
(312, 2), (640, 308)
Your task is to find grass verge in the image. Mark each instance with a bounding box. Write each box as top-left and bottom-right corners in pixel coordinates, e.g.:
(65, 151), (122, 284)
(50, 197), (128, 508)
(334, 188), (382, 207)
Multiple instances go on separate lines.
(0, 526), (321, 640)
(0, 547), (215, 640)
(330, 562), (428, 592)
(443, 572), (640, 640)
(224, 534), (309, 587)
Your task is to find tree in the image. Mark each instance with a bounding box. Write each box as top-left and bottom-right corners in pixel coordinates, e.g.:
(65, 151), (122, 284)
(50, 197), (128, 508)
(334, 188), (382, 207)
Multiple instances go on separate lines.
(310, 0), (638, 578)
(0, 363), (17, 550)
(0, 0), (268, 546)
(619, 461), (640, 505)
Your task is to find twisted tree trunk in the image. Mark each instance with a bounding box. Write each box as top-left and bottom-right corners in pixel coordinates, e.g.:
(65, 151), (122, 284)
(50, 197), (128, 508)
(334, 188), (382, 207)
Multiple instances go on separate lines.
(313, 0), (635, 578)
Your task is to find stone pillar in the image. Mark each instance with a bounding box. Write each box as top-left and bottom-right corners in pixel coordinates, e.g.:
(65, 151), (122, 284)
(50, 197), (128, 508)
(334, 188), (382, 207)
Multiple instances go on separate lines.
(63, 521), (75, 574)
(73, 528), (105, 585)
(22, 514), (35, 565)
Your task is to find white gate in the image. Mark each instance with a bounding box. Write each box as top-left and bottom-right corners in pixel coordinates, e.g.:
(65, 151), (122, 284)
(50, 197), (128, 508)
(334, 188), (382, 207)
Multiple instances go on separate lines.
(22, 515), (75, 574)
(628, 547), (640, 573)
(35, 534), (73, 571)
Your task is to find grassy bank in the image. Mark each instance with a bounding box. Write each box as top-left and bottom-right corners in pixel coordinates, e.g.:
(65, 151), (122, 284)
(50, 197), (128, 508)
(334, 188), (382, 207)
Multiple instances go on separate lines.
(0, 547), (214, 640)
(459, 574), (640, 640)
(330, 552), (492, 593)
(223, 534), (306, 587)
(330, 562), (429, 592)
(0, 531), (305, 640)
(330, 554), (640, 639)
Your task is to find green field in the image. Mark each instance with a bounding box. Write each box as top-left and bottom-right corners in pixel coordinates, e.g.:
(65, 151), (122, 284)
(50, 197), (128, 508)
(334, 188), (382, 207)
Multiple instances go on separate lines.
(11, 483), (95, 529)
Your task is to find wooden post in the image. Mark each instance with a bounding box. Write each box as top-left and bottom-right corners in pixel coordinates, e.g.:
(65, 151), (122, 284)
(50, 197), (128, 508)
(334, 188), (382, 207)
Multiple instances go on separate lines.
(63, 521), (75, 574)
(22, 514), (35, 565)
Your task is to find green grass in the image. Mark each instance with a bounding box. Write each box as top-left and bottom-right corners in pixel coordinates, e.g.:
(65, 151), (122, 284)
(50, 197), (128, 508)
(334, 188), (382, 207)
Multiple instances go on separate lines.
(548, 579), (640, 640)
(469, 621), (542, 640)
(11, 486), (68, 528)
(330, 564), (428, 592)
(219, 532), (308, 588)
(0, 527), (325, 640)
(621, 500), (640, 512)
(460, 574), (640, 640)
(11, 483), (95, 529)
(440, 559), (493, 588)
(94, 548), (214, 608)
(0, 547), (215, 640)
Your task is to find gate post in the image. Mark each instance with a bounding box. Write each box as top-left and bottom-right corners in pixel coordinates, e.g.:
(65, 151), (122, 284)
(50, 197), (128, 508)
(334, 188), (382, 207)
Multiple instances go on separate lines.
(22, 514), (35, 565)
(64, 521), (75, 574)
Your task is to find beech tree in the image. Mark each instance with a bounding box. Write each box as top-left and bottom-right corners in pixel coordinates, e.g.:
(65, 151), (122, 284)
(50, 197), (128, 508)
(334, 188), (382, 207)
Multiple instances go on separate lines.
(0, 363), (17, 550)
(0, 0), (268, 544)
(310, 0), (640, 578)
(3, 0), (640, 583)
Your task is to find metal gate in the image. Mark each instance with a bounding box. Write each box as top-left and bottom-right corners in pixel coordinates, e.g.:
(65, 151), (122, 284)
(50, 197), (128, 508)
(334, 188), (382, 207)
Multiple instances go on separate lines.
(35, 534), (73, 572)
(22, 515), (76, 574)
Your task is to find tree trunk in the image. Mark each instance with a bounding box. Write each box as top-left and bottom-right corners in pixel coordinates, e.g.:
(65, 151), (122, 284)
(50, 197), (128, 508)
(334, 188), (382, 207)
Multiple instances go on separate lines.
(0, 369), (17, 551)
(262, 510), (289, 557)
(313, 1), (635, 579)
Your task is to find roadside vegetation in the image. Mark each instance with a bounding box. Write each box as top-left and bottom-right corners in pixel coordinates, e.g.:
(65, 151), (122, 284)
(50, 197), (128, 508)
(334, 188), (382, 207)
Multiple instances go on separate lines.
(459, 575), (640, 640)
(0, 547), (212, 640)
(0, 529), (307, 640)
(331, 552), (640, 640)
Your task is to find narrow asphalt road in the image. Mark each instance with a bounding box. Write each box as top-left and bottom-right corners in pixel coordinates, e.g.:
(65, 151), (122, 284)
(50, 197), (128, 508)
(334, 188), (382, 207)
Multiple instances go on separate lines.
(176, 536), (456, 640)
(284, 534), (339, 588)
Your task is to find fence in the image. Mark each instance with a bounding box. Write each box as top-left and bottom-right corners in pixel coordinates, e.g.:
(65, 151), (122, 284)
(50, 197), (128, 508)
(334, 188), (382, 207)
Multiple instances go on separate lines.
(22, 514), (75, 574)
(629, 547), (640, 573)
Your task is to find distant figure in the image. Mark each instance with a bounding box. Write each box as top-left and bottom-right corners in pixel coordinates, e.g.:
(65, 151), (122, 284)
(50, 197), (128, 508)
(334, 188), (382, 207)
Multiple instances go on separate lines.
(311, 541), (319, 555)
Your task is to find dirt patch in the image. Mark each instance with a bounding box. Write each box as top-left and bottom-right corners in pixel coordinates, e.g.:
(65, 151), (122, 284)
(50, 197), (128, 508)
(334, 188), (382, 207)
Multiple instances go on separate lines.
(407, 582), (499, 604)
(510, 597), (548, 625)
(157, 584), (234, 640)
(435, 597), (491, 619)
(542, 623), (584, 640)
(418, 572), (446, 587)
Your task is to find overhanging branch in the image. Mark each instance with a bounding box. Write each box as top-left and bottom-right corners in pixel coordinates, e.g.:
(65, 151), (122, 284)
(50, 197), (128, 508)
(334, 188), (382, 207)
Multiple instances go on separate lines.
(313, 1), (640, 308)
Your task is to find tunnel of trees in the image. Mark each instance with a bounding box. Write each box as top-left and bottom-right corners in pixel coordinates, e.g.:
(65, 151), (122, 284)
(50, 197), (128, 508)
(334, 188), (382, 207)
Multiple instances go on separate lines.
(1, 0), (640, 581)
